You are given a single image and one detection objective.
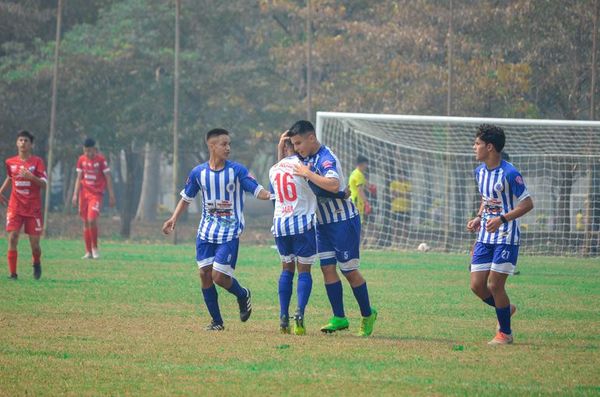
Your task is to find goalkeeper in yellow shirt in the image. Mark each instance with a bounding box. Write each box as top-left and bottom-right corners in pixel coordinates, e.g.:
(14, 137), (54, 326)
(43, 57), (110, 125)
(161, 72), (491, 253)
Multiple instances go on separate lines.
(348, 155), (371, 222)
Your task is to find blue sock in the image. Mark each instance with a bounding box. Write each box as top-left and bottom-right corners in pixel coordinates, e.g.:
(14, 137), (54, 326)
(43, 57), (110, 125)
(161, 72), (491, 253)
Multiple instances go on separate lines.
(496, 305), (512, 334)
(278, 270), (294, 318)
(296, 272), (313, 316)
(352, 282), (372, 317)
(482, 295), (496, 307)
(201, 285), (223, 325)
(325, 280), (345, 318)
(226, 278), (246, 299)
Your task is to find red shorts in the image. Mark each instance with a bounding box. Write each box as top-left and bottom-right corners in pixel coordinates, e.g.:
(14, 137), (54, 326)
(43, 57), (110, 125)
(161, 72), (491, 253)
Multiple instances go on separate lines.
(79, 193), (103, 221)
(6, 210), (43, 236)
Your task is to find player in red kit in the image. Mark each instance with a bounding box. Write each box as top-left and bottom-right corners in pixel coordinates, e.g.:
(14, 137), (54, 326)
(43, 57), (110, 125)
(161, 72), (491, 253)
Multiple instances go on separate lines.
(0, 130), (47, 280)
(71, 138), (116, 259)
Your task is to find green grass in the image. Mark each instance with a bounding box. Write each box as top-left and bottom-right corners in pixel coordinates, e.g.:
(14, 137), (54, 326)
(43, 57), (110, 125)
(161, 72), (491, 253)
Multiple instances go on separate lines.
(0, 239), (599, 396)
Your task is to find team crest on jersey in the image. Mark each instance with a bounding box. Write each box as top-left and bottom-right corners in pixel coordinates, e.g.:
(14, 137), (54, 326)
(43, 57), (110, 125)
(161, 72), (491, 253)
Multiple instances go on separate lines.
(494, 182), (504, 192)
(226, 182), (235, 192)
(515, 176), (524, 185)
(322, 160), (333, 169)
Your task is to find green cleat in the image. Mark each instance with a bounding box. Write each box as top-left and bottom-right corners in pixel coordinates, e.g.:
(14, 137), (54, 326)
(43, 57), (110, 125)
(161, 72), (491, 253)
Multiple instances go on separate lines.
(320, 316), (349, 333)
(358, 308), (378, 337)
(293, 311), (306, 336)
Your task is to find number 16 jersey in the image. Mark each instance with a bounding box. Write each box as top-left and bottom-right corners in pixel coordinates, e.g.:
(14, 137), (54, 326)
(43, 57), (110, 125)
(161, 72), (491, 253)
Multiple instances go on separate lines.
(269, 155), (317, 237)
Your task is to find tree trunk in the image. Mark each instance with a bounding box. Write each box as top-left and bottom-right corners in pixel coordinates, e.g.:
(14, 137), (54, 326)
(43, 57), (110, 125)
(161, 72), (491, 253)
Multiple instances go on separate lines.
(119, 146), (143, 238)
(135, 143), (160, 221)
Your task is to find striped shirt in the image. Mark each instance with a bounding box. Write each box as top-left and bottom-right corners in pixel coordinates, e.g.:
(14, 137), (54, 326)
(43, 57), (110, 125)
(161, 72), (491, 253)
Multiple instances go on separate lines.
(269, 155), (317, 237)
(181, 160), (263, 243)
(303, 145), (358, 225)
(475, 160), (530, 245)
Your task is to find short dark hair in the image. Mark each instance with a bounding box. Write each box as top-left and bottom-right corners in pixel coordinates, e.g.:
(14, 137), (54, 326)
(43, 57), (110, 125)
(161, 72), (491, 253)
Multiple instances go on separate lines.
(356, 155), (368, 165)
(476, 124), (505, 153)
(84, 138), (96, 148)
(206, 128), (229, 141)
(287, 120), (315, 137)
(501, 151), (510, 161)
(283, 138), (294, 152)
(17, 130), (34, 143)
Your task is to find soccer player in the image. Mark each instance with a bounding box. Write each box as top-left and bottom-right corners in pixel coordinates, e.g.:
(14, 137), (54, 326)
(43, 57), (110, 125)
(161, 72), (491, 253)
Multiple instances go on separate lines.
(287, 120), (377, 337)
(162, 128), (271, 331)
(348, 155), (371, 222)
(0, 130), (47, 280)
(467, 124), (534, 345)
(270, 136), (318, 335)
(72, 138), (116, 259)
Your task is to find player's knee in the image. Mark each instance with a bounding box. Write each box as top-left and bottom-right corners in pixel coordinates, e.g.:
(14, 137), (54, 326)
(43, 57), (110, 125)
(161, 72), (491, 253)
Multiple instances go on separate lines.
(282, 262), (295, 273)
(487, 280), (505, 295)
(199, 267), (212, 282)
(470, 282), (486, 297)
(211, 270), (230, 287)
(8, 233), (19, 248)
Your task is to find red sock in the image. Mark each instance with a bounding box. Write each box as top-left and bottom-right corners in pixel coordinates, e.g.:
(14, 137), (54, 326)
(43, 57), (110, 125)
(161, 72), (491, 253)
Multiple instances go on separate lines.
(32, 249), (41, 265)
(7, 250), (17, 275)
(90, 225), (98, 249)
(84, 228), (92, 253)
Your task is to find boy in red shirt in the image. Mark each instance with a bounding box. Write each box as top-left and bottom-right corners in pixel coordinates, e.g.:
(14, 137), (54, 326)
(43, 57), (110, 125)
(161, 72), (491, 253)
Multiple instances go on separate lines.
(0, 130), (47, 280)
(72, 138), (116, 259)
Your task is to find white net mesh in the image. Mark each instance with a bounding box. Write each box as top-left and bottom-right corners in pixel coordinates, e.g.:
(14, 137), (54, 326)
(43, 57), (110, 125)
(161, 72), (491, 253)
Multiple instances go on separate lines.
(316, 112), (600, 256)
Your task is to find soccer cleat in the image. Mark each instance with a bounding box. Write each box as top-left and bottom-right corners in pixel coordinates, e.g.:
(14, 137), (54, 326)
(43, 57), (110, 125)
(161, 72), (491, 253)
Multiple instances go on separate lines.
(205, 321), (225, 331)
(320, 316), (349, 333)
(358, 308), (378, 337)
(293, 311), (306, 336)
(497, 304), (517, 331)
(237, 288), (252, 322)
(33, 264), (42, 280)
(8, 273), (18, 280)
(488, 331), (513, 345)
(280, 315), (290, 334)
(91, 248), (100, 259)
(82, 252), (92, 259)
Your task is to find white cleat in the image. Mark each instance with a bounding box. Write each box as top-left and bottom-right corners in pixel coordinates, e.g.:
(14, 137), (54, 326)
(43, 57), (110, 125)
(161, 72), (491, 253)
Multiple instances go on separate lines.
(82, 252), (93, 259)
(91, 249), (100, 259)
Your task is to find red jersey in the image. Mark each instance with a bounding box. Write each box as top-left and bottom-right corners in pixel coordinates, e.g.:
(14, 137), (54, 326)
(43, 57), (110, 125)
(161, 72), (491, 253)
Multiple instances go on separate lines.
(5, 155), (47, 217)
(76, 153), (110, 196)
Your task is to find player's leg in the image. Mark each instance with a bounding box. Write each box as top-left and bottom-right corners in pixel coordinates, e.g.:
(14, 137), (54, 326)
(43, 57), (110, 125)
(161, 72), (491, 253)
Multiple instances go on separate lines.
(6, 211), (22, 279)
(292, 228), (317, 335)
(79, 196), (93, 258)
(24, 215), (43, 280)
(275, 235), (295, 333)
(487, 244), (519, 345)
(211, 239), (252, 322)
(317, 223), (349, 333)
(196, 240), (223, 330)
(470, 242), (496, 307)
(88, 196), (102, 258)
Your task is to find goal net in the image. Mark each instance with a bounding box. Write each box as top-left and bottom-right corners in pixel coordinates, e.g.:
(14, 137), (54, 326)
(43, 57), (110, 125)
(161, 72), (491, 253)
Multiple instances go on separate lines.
(316, 112), (600, 256)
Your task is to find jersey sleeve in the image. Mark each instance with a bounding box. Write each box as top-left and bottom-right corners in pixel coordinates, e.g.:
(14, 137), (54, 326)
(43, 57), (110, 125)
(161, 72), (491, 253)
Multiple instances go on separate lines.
(5, 160), (12, 179)
(238, 166), (263, 197)
(35, 158), (48, 181)
(507, 169), (530, 201)
(180, 168), (201, 202)
(316, 155), (339, 180)
(76, 156), (83, 173)
(99, 155), (110, 174)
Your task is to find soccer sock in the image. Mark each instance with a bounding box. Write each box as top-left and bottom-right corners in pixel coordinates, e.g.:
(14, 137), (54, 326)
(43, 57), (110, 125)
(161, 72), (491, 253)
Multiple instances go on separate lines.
(226, 277), (247, 299)
(296, 271), (313, 316)
(325, 280), (345, 318)
(90, 225), (98, 249)
(32, 248), (41, 265)
(482, 295), (496, 307)
(352, 282), (372, 317)
(496, 305), (512, 335)
(278, 270), (294, 318)
(84, 228), (92, 253)
(201, 285), (223, 325)
(7, 250), (17, 275)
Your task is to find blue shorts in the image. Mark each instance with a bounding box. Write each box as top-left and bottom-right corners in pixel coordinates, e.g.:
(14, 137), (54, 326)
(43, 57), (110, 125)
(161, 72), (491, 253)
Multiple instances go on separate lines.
(275, 227), (317, 265)
(196, 238), (239, 277)
(316, 216), (361, 272)
(470, 242), (519, 275)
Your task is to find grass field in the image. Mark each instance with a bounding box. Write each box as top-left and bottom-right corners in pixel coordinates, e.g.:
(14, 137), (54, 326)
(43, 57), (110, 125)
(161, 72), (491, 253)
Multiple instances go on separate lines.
(0, 239), (599, 396)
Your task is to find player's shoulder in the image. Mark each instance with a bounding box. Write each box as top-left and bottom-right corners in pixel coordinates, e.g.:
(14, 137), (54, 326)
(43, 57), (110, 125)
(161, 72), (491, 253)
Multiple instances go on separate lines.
(501, 160), (522, 179)
(316, 145), (337, 166)
(226, 160), (250, 173)
(5, 155), (18, 165)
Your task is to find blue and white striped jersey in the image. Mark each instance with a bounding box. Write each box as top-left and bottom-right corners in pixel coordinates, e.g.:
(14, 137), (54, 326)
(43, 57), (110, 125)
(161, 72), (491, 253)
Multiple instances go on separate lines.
(181, 160), (263, 243)
(269, 155), (317, 237)
(475, 160), (530, 245)
(303, 145), (358, 225)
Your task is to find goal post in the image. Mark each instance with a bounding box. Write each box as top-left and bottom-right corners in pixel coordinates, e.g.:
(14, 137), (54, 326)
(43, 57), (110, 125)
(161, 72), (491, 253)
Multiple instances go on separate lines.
(316, 112), (600, 256)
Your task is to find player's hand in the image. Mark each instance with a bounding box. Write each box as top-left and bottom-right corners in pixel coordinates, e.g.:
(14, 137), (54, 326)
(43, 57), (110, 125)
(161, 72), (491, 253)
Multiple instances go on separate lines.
(485, 216), (503, 233)
(277, 130), (290, 159)
(364, 201), (372, 216)
(162, 218), (176, 234)
(343, 187), (350, 199)
(71, 196), (77, 207)
(18, 167), (34, 180)
(109, 195), (116, 207)
(293, 163), (310, 178)
(466, 216), (481, 232)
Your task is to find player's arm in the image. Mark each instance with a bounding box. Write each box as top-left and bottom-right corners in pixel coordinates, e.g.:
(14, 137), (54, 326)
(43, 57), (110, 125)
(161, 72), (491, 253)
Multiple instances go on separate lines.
(19, 167), (46, 188)
(162, 199), (190, 234)
(256, 188), (271, 200)
(72, 171), (82, 207)
(0, 176), (10, 206)
(485, 197), (534, 233)
(467, 201), (484, 232)
(104, 170), (116, 207)
(277, 130), (290, 162)
(293, 163), (340, 193)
